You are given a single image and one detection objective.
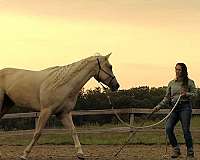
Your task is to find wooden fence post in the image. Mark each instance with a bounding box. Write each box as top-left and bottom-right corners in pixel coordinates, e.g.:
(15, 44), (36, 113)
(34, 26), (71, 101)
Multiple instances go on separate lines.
(35, 113), (39, 128)
(130, 114), (135, 125)
(129, 108), (135, 125)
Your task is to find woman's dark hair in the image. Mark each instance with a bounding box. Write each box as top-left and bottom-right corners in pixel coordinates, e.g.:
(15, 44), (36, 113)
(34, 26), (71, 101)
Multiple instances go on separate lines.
(176, 63), (188, 87)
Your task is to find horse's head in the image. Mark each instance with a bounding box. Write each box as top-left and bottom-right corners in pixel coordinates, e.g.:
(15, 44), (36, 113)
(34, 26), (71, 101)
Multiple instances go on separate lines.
(94, 53), (120, 91)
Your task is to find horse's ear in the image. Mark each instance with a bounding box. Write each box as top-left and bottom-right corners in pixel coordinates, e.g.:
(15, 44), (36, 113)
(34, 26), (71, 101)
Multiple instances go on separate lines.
(105, 52), (112, 60)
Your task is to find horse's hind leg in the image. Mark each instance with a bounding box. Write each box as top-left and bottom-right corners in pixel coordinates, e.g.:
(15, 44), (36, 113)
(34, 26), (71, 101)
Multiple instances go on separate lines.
(0, 89), (4, 158)
(0, 90), (14, 119)
(0, 90), (14, 159)
(0, 89), (5, 115)
(57, 112), (84, 159)
(20, 107), (52, 160)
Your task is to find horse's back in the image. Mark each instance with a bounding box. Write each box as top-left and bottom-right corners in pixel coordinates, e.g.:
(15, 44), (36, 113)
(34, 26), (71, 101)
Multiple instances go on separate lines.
(0, 68), (39, 88)
(0, 68), (52, 110)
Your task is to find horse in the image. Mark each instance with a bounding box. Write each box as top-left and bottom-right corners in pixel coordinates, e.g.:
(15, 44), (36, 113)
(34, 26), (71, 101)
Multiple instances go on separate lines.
(0, 53), (120, 159)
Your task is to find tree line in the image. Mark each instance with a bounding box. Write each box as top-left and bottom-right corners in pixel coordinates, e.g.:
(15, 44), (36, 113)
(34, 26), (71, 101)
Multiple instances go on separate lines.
(76, 86), (200, 110)
(9, 86), (200, 113)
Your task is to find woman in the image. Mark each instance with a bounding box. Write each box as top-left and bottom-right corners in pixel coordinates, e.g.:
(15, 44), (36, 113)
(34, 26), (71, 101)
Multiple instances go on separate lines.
(153, 63), (196, 159)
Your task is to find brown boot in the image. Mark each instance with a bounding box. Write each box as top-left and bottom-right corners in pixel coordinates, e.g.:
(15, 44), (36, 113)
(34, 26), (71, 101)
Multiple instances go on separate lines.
(187, 150), (194, 160)
(171, 149), (181, 158)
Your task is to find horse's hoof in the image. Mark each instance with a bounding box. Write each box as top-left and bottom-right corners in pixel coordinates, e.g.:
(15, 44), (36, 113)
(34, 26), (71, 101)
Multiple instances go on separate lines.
(19, 155), (27, 160)
(76, 153), (85, 160)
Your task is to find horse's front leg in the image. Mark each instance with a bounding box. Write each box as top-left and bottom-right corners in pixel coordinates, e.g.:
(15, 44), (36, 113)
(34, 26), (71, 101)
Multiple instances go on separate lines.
(20, 107), (52, 160)
(57, 112), (84, 159)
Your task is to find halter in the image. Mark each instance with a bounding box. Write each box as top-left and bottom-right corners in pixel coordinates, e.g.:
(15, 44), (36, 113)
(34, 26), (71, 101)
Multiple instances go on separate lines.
(96, 58), (116, 87)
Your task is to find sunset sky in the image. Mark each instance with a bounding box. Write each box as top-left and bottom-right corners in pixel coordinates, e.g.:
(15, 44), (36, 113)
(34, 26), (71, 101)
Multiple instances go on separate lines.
(0, 0), (200, 89)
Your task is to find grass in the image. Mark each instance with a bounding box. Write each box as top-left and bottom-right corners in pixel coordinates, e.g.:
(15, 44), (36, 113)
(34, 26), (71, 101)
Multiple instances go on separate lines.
(0, 131), (198, 146)
(0, 116), (199, 146)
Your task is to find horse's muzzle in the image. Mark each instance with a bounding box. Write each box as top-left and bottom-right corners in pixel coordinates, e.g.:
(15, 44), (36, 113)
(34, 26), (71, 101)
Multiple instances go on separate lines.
(111, 83), (120, 91)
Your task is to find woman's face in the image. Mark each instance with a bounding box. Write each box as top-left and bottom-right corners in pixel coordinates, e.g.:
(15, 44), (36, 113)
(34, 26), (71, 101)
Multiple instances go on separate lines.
(175, 64), (182, 79)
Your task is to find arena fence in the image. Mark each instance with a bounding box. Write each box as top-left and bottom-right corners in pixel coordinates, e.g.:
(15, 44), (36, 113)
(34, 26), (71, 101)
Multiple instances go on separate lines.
(0, 108), (200, 133)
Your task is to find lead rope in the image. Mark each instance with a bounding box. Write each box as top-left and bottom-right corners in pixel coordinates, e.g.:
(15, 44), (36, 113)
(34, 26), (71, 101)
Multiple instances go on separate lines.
(162, 122), (169, 159)
(98, 82), (181, 159)
(100, 85), (157, 158)
(112, 95), (181, 129)
(159, 119), (169, 159)
(112, 95), (180, 159)
(112, 104), (156, 158)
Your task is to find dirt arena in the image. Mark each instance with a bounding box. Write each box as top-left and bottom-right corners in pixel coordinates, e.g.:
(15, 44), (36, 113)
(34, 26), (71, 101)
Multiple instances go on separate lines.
(0, 144), (199, 160)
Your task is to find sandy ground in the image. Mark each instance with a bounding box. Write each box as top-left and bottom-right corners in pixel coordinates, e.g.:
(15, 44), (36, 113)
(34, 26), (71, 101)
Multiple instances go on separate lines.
(0, 144), (199, 160)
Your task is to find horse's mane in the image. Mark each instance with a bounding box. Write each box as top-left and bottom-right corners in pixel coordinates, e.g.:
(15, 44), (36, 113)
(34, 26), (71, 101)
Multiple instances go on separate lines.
(44, 55), (104, 89)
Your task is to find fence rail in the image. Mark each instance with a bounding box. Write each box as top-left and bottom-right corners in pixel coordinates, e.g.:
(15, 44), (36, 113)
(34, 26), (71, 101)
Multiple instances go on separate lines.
(1, 108), (200, 134)
(2, 108), (200, 119)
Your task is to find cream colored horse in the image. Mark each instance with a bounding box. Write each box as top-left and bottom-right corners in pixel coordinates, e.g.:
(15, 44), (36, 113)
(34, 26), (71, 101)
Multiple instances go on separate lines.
(0, 53), (119, 159)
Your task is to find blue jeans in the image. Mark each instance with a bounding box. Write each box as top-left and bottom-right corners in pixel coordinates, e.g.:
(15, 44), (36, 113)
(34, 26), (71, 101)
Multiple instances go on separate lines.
(165, 103), (193, 151)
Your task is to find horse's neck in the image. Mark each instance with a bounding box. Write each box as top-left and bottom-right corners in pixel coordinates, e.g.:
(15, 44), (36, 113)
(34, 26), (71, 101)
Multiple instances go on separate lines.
(46, 58), (98, 93)
(68, 60), (97, 92)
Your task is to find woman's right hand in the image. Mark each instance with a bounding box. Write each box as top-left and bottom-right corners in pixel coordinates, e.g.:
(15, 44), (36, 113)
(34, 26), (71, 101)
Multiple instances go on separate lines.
(152, 105), (161, 113)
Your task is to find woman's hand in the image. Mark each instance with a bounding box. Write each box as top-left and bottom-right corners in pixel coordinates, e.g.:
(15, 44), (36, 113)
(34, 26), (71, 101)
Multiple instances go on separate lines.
(180, 89), (187, 97)
(152, 105), (161, 113)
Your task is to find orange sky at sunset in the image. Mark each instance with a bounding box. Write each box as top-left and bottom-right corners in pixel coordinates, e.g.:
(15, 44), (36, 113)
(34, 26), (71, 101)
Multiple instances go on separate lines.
(0, 0), (200, 89)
